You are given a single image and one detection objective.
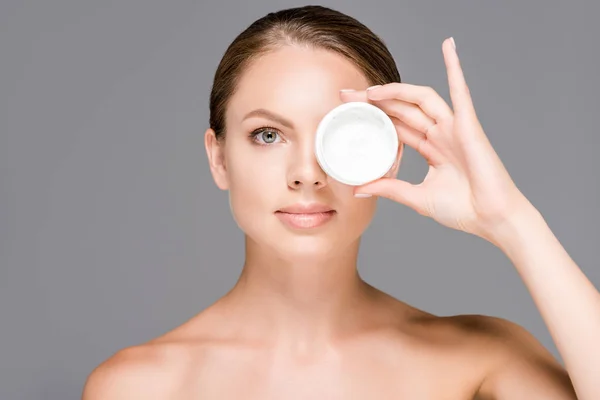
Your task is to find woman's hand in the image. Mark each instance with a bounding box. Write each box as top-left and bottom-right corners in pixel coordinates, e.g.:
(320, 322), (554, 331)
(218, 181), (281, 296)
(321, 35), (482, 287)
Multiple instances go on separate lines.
(340, 37), (532, 243)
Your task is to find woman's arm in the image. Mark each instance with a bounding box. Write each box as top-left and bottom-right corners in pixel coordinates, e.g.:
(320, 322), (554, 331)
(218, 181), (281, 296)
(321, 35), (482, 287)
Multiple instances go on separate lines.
(481, 200), (600, 400)
(342, 38), (598, 399)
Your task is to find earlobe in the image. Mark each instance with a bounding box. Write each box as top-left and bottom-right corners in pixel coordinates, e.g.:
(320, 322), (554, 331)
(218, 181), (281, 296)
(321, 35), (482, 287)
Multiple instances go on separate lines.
(204, 128), (229, 190)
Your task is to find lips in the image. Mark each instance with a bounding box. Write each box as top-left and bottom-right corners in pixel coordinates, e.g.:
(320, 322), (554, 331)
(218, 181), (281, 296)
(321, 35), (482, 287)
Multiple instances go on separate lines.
(277, 203), (334, 214)
(275, 210), (336, 229)
(275, 203), (336, 229)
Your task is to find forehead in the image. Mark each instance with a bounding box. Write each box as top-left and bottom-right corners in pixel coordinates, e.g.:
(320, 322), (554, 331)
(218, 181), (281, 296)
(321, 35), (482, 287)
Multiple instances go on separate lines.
(228, 46), (370, 126)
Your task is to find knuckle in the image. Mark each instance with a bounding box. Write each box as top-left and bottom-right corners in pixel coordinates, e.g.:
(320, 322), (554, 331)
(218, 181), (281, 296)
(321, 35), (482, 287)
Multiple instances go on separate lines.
(423, 122), (436, 135)
(419, 87), (437, 106)
(391, 106), (408, 120)
(420, 97), (434, 110)
(439, 114), (454, 126)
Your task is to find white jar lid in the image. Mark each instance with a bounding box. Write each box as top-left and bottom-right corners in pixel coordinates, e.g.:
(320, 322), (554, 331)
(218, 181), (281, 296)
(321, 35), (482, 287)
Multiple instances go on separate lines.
(315, 102), (398, 186)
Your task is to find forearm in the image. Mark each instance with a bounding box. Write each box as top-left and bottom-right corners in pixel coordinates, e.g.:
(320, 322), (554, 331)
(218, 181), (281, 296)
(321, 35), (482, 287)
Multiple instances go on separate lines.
(490, 201), (600, 400)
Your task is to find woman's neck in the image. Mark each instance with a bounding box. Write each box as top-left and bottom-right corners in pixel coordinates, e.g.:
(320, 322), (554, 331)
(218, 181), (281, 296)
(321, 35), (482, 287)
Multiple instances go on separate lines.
(215, 235), (378, 356)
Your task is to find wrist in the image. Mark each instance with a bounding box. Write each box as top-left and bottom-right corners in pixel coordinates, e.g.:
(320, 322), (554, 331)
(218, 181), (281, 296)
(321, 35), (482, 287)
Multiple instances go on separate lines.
(482, 198), (543, 250)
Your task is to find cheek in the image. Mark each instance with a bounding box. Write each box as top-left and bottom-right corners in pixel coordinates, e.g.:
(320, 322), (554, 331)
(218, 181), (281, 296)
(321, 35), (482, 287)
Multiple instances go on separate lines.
(226, 151), (284, 231)
(343, 198), (378, 235)
(228, 151), (283, 196)
(329, 181), (378, 226)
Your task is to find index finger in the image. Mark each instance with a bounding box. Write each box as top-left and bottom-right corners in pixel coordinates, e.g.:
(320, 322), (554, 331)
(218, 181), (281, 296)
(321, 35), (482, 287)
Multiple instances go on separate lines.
(443, 37), (476, 118)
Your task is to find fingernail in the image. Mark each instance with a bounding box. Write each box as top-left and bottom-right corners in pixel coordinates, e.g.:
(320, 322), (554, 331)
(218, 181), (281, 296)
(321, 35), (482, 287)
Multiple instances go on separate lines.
(449, 37), (456, 50)
(366, 85), (382, 91)
(340, 89), (356, 92)
(354, 193), (372, 198)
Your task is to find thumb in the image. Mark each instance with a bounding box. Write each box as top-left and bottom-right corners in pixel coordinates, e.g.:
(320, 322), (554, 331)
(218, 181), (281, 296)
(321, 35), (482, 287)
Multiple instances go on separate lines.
(354, 178), (427, 214)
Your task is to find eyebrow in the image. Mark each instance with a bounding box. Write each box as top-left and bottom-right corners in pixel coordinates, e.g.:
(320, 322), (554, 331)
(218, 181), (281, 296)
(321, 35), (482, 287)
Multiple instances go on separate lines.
(242, 108), (295, 129)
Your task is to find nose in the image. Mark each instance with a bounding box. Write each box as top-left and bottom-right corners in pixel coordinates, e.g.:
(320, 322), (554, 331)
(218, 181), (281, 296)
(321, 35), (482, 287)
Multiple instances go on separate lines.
(287, 138), (329, 191)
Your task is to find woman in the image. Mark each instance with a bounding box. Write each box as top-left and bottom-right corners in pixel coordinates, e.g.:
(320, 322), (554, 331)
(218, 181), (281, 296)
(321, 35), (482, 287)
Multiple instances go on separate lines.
(83, 5), (598, 399)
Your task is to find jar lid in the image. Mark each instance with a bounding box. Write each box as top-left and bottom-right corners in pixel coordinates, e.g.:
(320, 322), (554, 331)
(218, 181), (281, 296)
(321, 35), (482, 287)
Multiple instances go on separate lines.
(315, 101), (398, 186)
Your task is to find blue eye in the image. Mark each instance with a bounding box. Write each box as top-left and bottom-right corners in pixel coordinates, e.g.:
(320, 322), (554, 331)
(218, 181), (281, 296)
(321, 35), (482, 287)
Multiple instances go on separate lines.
(249, 127), (283, 145)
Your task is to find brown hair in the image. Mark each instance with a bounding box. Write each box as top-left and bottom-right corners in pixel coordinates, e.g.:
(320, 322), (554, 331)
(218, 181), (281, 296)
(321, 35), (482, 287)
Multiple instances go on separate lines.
(208, 5), (401, 141)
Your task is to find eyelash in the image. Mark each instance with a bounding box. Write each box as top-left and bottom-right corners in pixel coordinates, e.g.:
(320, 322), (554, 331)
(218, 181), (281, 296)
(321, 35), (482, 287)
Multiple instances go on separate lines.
(248, 126), (283, 146)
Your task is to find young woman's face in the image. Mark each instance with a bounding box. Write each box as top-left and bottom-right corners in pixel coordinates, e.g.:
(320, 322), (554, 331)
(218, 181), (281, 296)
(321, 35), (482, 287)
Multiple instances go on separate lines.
(206, 45), (400, 261)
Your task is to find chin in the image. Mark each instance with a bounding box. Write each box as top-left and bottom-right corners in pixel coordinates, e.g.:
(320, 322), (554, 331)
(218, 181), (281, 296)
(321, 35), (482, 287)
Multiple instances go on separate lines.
(284, 233), (338, 251)
(269, 228), (357, 262)
(239, 211), (365, 260)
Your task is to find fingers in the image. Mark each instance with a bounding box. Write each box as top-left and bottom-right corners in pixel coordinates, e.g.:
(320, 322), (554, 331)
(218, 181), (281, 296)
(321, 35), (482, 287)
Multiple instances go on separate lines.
(339, 89), (436, 136)
(338, 88), (373, 103)
(354, 177), (427, 216)
(341, 38), (471, 125)
(388, 116), (445, 166)
(442, 37), (476, 118)
(339, 88), (445, 166)
(366, 83), (453, 123)
(375, 99), (436, 137)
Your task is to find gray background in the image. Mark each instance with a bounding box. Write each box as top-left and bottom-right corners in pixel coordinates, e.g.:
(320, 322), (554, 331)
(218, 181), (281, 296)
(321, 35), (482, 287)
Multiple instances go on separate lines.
(1, 1), (599, 399)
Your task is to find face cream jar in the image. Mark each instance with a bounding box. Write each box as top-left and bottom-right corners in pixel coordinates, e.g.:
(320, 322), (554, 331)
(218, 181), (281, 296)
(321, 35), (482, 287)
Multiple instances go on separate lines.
(315, 101), (398, 186)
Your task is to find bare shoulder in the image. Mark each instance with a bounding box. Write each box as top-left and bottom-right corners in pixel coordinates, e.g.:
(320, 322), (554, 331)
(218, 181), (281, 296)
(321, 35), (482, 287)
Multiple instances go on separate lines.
(81, 341), (190, 400)
(81, 307), (224, 399)
(442, 314), (577, 399)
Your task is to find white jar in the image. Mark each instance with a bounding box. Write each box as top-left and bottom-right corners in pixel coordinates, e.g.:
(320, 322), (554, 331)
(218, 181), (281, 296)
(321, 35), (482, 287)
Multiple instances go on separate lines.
(315, 102), (398, 186)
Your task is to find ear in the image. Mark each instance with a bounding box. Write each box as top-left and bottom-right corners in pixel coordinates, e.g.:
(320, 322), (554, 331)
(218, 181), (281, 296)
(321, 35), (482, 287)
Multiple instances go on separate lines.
(386, 141), (404, 178)
(204, 128), (229, 190)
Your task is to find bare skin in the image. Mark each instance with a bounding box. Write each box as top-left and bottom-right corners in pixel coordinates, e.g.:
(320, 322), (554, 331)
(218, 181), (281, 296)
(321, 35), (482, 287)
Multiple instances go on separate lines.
(82, 40), (581, 399)
(82, 283), (573, 399)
